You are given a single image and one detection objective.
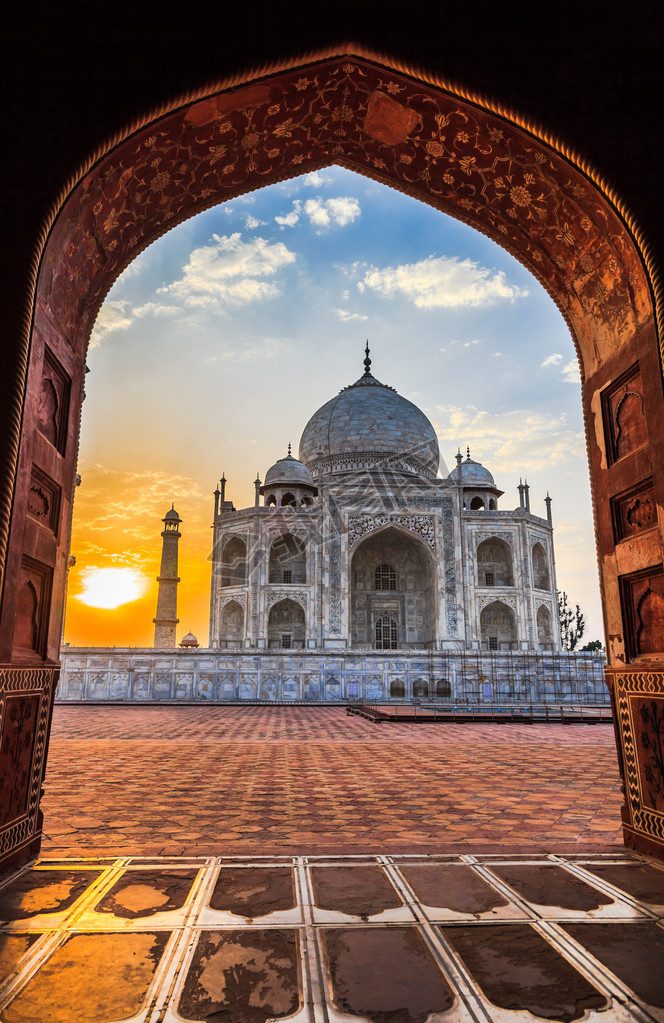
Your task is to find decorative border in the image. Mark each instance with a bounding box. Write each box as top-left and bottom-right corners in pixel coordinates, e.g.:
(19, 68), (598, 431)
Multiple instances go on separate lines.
(612, 670), (664, 847)
(348, 513), (436, 553)
(265, 590), (308, 610)
(0, 665), (57, 859)
(475, 531), (514, 547)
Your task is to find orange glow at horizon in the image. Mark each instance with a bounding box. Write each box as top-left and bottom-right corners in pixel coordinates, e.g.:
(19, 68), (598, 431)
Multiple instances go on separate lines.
(63, 465), (215, 649)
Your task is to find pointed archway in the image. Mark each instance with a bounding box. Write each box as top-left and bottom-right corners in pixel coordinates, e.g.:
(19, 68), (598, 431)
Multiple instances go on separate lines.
(0, 48), (662, 867)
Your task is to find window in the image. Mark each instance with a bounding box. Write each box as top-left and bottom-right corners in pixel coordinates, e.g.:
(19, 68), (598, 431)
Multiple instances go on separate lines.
(489, 636), (498, 650)
(281, 634), (292, 649)
(375, 615), (398, 649)
(374, 563), (396, 590)
(485, 571), (494, 586)
(283, 570), (292, 583)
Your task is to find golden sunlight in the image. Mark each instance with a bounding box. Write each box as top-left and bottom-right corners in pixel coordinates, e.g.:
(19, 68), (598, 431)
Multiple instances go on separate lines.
(75, 567), (149, 609)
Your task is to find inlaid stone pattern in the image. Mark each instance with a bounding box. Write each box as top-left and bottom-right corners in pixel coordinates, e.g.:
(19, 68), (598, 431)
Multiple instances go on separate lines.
(348, 513), (436, 552)
(0, 852), (661, 1022)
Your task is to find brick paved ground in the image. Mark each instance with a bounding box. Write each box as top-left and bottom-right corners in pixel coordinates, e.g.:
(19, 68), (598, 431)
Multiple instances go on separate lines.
(41, 706), (624, 857)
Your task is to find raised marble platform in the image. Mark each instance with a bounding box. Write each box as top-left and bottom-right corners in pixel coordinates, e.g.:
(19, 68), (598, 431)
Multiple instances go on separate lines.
(57, 648), (608, 704)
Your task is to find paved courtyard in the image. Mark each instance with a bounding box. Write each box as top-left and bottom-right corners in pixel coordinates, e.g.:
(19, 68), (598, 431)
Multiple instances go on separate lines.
(41, 706), (624, 857)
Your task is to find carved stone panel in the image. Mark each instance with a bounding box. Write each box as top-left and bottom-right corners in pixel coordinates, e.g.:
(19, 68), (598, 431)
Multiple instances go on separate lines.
(603, 365), (648, 464)
(13, 558), (52, 659)
(348, 513), (436, 553)
(37, 347), (71, 455)
(0, 696), (39, 827)
(27, 467), (61, 537)
(621, 567), (664, 659)
(612, 480), (657, 543)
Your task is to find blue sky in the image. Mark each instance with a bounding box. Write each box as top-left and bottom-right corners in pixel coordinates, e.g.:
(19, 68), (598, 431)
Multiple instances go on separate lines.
(66, 166), (602, 647)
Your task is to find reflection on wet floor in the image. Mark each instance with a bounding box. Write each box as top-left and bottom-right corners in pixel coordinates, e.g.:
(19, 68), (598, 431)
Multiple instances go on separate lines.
(0, 851), (662, 1022)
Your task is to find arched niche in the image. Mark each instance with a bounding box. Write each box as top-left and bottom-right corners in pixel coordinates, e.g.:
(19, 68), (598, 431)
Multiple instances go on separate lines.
(221, 536), (246, 587)
(350, 526), (435, 649)
(267, 598), (305, 649)
(436, 678), (452, 698)
(390, 679), (405, 698)
(220, 599), (244, 647)
(480, 600), (517, 651)
(268, 533), (306, 584)
(470, 496), (485, 511)
(1, 48), (662, 865)
(537, 605), (553, 649)
(532, 542), (550, 591)
(477, 538), (513, 587)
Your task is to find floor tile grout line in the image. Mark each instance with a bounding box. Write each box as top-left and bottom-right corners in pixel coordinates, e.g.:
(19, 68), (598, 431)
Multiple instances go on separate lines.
(0, 857), (131, 1010)
(299, 857), (331, 1023)
(550, 856), (662, 920)
(380, 858), (493, 1023)
(146, 859), (220, 1023)
(533, 919), (661, 1023)
(465, 863), (540, 919)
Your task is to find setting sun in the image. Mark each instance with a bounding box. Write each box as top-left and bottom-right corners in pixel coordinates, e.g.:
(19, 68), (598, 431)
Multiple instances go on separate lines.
(75, 567), (149, 609)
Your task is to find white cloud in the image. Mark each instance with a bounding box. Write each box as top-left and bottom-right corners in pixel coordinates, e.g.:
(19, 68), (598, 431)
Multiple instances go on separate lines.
(275, 202), (301, 228)
(434, 405), (585, 473)
(245, 214), (267, 229)
(210, 336), (292, 362)
(335, 308), (368, 322)
(561, 359), (581, 384)
(302, 171), (333, 188)
(304, 197), (361, 230)
(132, 302), (181, 318)
(157, 233), (296, 307)
(494, 352), (504, 357)
(360, 255), (528, 309)
(89, 300), (132, 348)
(541, 352), (581, 384)
(115, 255), (146, 283)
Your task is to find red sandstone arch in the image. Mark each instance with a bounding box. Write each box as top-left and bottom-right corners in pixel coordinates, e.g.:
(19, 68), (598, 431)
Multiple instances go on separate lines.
(1, 48), (663, 867)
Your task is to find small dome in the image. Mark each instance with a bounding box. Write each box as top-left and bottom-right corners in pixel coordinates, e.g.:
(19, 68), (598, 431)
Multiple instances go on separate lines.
(164, 506), (180, 520)
(179, 632), (199, 647)
(264, 450), (314, 488)
(448, 452), (496, 487)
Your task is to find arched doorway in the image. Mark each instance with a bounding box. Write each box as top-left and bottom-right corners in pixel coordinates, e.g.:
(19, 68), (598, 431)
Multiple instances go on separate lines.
(480, 600), (517, 651)
(267, 598), (305, 649)
(1, 49), (662, 865)
(350, 527), (435, 649)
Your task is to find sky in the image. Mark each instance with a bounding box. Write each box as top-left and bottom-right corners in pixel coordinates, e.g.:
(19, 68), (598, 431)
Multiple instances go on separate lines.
(63, 166), (603, 648)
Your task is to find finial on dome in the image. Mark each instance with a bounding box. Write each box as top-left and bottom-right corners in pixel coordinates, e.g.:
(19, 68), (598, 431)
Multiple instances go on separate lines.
(466, 446), (471, 460)
(287, 442), (292, 457)
(363, 341), (371, 376)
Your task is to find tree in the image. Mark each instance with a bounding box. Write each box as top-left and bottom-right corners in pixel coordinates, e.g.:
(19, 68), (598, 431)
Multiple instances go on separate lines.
(557, 590), (586, 651)
(581, 639), (603, 652)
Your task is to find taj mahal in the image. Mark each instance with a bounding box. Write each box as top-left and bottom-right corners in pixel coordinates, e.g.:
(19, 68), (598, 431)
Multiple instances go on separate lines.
(58, 347), (606, 704)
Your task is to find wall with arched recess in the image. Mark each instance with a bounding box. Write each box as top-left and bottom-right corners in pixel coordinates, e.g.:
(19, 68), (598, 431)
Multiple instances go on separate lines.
(0, 49), (662, 867)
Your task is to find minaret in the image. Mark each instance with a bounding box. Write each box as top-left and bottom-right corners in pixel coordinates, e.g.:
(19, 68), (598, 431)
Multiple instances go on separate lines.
(153, 505), (182, 647)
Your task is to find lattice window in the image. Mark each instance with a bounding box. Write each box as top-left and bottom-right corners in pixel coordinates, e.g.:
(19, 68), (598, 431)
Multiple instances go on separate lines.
(489, 636), (498, 651)
(375, 615), (398, 650)
(374, 563), (396, 590)
(485, 571), (494, 586)
(283, 570), (292, 583)
(281, 634), (292, 649)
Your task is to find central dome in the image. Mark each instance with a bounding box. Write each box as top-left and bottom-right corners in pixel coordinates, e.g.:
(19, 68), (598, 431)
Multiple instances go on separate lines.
(298, 350), (440, 479)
